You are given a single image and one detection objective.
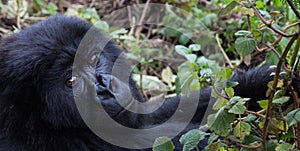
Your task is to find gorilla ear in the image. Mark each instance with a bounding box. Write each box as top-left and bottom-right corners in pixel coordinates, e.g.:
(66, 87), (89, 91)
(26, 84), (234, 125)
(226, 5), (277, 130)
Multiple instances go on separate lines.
(0, 35), (54, 81)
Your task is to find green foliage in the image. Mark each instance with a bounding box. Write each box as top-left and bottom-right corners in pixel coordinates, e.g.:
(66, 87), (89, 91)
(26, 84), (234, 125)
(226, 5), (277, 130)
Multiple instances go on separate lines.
(286, 109), (300, 126)
(234, 37), (256, 56)
(41, 2), (58, 15)
(179, 129), (208, 151)
(153, 136), (175, 151)
(233, 121), (251, 140)
(207, 107), (236, 136)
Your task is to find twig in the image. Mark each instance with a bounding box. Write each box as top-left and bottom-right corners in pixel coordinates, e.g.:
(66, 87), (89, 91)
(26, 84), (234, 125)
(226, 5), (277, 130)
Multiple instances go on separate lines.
(212, 85), (230, 99)
(135, 0), (151, 38)
(89, 0), (96, 8)
(216, 34), (234, 68)
(262, 34), (299, 151)
(287, 0), (300, 19)
(258, 21), (300, 51)
(247, 14), (251, 31)
(252, 5), (296, 37)
(246, 110), (265, 119)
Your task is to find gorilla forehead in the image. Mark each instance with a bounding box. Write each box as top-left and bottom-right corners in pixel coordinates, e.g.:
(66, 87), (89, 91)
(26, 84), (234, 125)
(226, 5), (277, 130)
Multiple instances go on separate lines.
(0, 16), (93, 80)
(22, 15), (92, 55)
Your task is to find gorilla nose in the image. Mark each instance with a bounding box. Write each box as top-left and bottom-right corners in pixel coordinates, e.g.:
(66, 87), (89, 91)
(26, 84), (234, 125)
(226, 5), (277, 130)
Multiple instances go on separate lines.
(95, 83), (107, 94)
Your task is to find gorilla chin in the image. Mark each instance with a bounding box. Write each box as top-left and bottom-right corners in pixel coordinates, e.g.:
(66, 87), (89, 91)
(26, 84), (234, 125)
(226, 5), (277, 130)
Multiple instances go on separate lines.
(0, 15), (289, 150)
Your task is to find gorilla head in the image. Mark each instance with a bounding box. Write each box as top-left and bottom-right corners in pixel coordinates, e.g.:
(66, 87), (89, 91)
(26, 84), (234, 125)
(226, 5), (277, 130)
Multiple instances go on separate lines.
(0, 15), (131, 129)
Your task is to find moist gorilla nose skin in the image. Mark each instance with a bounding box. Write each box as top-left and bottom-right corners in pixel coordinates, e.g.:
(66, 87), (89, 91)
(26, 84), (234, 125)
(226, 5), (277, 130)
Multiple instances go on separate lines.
(0, 15), (290, 151)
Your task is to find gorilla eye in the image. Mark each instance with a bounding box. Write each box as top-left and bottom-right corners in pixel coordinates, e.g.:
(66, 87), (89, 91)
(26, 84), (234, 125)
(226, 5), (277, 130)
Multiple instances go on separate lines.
(66, 76), (79, 87)
(88, 54), (98, 65)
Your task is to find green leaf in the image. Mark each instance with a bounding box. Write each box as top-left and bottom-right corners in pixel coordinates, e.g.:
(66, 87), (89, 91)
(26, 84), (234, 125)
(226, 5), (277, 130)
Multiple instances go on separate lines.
(267, 51), (279, 65)
(218, 1), (239, 17)
(226, 81), (239, 88)
(189, 44), (201, 51)
(179, 129), (208, 151)
(233, 121), (251, 139)
(94, 20), (109, 32)
(46, 2), (57, 15)
(235, 37), (256, 56)
(273, 0), (283, 9)
(180, 72), (196, 95)
(273, 96), (290, 104)
(185, 54), (197, 62)
(286, 109), (300, 126)
(228, 102), (246, 114)
(217, 68), (232, 80)
(209, 142), (221, 151)
(207, 107), (235, 136)
(179, 34), (191, 45)
(275, 143), (293, 151)
(175, 45), (189, 56)
(244, 114), (258, 122)
(234, 30), (251, 37)
(213, 98), (229, 110)
(240, 7), (254, 16)
(153, 136), (175, 151)
(228, 96), (243, 104)
(255, 1), (265, 9)
(259, 100), (268, 109)
(33, 0), (45, 9)
(225, 87), (234, 98)
(207, 132), (219, 145)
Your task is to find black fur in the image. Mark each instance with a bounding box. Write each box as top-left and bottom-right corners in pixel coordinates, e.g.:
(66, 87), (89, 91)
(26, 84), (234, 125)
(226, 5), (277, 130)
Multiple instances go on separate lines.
(0, 15), (287, 151)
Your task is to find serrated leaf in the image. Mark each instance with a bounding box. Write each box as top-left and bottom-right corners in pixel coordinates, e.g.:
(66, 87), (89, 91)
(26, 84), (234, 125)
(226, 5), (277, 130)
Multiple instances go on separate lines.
(225, 87), (234, 97)
(228, 96), (243, 104)
(275, 143), (293, 151)
(153, 136), (175, 151)
(213, 98), (229, 110)
(207, 108), (235, 136)
(233, 121), (251, 139)
(286, 109), (300, 126)
(218, 1), (239, 17)
(228, 102), (246, 114)
(207, 133), (219, 145)
(273, 96), (290, 104)
(209, 141), (221, 151)
(179, 129), (208, 151)
(235, 37), (256, 56)
(259, 100), (268, 109)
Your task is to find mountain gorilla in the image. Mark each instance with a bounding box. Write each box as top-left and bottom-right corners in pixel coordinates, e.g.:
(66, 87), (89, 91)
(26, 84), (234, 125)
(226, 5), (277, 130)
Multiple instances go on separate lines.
(0, 15), (295, 151)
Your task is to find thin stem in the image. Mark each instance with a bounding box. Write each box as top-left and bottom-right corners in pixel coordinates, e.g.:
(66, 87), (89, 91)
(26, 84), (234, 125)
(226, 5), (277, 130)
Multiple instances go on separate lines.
(252, 5), (296, 37)
(287, 0), (300, 19)
(216, 34), (234, 68)
(262, 34), (299, 151)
